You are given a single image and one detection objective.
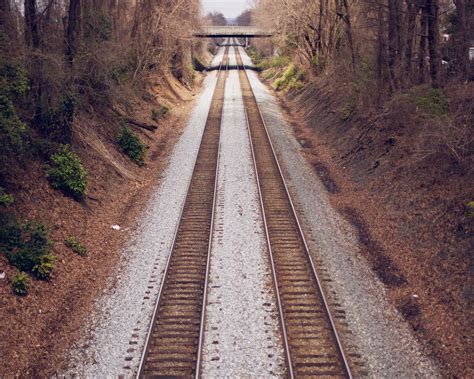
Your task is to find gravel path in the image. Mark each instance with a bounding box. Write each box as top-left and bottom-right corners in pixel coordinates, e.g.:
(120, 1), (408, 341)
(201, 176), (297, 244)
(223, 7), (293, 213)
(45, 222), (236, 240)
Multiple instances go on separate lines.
(63, 50), (223, 377)
(201, 47), (285, 377)
(240, 46), (441, 378)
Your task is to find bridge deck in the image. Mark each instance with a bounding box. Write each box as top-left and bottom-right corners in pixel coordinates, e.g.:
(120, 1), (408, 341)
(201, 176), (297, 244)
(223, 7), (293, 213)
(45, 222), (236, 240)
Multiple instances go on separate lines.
(194, 26), (273, 38)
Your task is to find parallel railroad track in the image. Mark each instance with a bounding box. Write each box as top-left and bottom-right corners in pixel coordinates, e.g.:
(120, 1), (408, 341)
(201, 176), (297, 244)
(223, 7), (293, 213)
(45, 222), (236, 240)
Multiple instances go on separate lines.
(137, 47), (229, 378)
(236, 47), (353, 379)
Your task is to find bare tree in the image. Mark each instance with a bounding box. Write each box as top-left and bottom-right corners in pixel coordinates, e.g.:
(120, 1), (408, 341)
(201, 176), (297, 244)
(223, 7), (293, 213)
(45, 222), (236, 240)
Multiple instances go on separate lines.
(24, 0), (40, 48)
(426, 0), (441, 87)
(65, 0), (81, 67)
(453, 0), (470, 79)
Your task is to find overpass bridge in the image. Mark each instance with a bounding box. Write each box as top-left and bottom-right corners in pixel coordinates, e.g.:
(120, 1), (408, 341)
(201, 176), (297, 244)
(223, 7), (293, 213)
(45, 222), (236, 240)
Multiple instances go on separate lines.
(193, 26), (273, 38)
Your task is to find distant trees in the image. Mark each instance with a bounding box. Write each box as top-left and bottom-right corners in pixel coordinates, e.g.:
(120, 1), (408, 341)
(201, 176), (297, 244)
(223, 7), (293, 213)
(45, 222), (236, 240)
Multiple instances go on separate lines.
(236, 10), (252, 26)
(252, 0), (472, 91)
(206, 11), (227, 26)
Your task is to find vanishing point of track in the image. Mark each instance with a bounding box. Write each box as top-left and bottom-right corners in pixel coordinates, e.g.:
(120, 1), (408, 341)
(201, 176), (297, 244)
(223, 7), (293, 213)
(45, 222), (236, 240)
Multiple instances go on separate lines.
(137, 47), (229, 378)
(137, 45), (353, 378)
(236, 47), (352, 378)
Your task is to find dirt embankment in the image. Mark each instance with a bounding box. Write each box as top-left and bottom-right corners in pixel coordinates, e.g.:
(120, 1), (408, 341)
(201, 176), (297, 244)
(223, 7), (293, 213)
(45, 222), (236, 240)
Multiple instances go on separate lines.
(0, 70), (205, 376)
(273, 78), (473, 377)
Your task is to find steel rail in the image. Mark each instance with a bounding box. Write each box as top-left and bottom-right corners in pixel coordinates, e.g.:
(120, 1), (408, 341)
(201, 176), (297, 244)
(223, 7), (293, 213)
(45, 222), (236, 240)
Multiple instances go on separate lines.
(195, 49), (229, 379)
(136, 46), (229, 378)
(236, 46), (353, 378)
(236, 48), (295, 379)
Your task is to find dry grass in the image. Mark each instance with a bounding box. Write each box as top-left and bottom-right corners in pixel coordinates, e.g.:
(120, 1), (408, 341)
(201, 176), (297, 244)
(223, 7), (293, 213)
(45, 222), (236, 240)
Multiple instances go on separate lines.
(74, 118), (141, 182)
(416, 119), (473, 163)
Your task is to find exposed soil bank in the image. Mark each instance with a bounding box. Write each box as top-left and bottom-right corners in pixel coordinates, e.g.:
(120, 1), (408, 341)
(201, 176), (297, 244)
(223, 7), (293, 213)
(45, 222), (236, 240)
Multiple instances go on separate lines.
(268, 76), (473, 377)
(0, 72), (203, 376)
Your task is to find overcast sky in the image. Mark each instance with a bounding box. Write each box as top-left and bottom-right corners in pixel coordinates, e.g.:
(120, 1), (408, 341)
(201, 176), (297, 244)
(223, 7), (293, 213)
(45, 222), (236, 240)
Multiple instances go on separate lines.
(202, 0), (251, 19)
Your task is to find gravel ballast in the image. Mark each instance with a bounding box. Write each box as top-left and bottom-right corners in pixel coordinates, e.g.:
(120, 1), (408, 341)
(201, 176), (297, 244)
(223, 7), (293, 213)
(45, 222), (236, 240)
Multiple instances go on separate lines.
(240, 46), (441, 378)
(63, 51), (222, 377)
(201, 47), (285, 377)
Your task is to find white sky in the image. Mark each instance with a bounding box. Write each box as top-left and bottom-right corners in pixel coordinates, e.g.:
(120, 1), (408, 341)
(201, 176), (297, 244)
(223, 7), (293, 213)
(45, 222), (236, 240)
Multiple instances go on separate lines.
(202, 0), (252, 19)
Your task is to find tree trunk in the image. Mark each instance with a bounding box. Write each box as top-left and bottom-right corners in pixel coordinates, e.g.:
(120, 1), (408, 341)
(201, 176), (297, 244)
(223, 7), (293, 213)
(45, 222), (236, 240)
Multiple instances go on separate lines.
(24, 0), (42, 123)
(454, 0), (470, 79)
(342, 0), (356, 69)
(376, 1), (388, 83)
(65, 0), (81, 67)
(418, 0), (428, 83)
(24, 0), (40, 48)
(335, 0), (356, 70)
(426, 0), (440, 87)
(388, 0), (399, 90)
(405, 0), (418, 80)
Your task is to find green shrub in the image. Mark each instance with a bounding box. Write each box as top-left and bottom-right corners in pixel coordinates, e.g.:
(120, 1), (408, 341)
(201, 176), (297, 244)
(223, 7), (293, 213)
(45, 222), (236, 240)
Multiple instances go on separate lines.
(117, 127), (146, 165)
(32, 254), (55, 280)
(352, 56), (374, 95)
(291, 80), (304, 91)
(0, 221), (55, 280)
(274, 64), (297, 91)
(0, 214), (22, 253)
(111, 65), (130, 84)
(12, 272), (29, 296)
(0, 187), (14, 207)
(415, 88), (449, 117)
(247, 46), (263, 66)
(0, 46), (29, 157)
(270, 56), (291, 68)
(312, 55), (326, 71)
(84, 12), (113, 42)
(32, 138), (59, 161)
(340, 101), (355, 121)
(467, 201), (474, 218)
(47, 145), (87, 199)
(39, 94), (76, 144)
(0, 59), (29, 97)
(0, 92), (29, 154)
(151, 105), (170, 122)
(65, 236), (88, 257)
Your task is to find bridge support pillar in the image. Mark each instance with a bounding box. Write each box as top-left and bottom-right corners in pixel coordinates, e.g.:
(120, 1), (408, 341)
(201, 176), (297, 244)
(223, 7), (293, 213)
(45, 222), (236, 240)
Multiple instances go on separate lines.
(245, 37), (249, 48)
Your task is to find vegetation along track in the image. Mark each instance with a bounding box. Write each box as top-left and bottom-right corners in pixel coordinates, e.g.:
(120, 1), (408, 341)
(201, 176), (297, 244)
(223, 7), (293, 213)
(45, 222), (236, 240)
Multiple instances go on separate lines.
(236, 48), (353, 378)
(137, 47), (229, 378)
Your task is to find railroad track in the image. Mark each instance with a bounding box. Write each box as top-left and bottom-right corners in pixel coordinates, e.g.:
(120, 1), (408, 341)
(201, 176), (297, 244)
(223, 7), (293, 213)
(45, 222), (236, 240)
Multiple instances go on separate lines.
(137, 47), (229, 378)
(137, 44), (352, 378)
(236, 47), (353, 378)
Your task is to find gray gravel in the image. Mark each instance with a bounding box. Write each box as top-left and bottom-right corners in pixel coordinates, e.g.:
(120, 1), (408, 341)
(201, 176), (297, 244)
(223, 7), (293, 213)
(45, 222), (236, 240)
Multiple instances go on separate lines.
(63, 50), (223, 377)
(240, 46), (441, 378)
(201, 47), (285, 377)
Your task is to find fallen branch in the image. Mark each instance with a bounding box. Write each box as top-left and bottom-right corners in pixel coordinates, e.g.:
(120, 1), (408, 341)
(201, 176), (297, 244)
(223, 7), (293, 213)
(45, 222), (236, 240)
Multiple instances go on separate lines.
(111, 108), (158, 131)
(126, 118), (157, 131)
